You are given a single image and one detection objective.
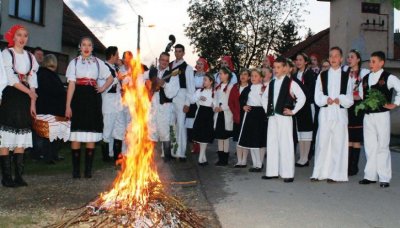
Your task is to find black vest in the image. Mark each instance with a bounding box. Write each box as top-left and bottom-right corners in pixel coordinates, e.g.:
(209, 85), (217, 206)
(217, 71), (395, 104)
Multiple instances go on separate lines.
(169, 61), (187, 88)
(149, 67), (172, 104)
(362, 71), (393, 113)
(320, 69), (350, 108)
(104, 62), (118, 93)
(266, 77), (295, 117)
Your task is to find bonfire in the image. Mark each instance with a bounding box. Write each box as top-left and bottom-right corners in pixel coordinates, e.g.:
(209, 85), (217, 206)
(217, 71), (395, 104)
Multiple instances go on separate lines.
(50, 53), (204, 228)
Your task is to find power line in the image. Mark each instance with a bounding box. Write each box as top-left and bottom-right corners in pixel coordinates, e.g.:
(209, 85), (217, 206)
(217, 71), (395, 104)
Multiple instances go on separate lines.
(125, 0), (139, 16)
(88, 21), (135, 29)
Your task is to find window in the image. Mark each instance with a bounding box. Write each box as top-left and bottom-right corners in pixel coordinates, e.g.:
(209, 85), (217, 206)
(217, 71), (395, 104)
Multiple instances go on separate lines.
(9, 0), (44, 24)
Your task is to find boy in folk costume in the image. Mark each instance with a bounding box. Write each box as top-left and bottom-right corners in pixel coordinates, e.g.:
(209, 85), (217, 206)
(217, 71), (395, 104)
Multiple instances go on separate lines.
(311, 47), (354, 183)
(261, 57), (306, 182)
(100, 46), (122, 162)
(170, 44), (195, 161)
(142, 52), (179, 161)
(359, 51), (400, 188)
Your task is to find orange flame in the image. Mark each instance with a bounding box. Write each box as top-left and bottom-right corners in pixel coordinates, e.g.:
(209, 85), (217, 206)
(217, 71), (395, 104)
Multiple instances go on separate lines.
(100, 52), (160, 207)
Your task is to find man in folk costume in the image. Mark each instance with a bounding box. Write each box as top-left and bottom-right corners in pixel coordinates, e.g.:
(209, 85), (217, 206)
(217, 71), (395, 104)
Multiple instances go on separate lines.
(142, 52), (179, 161)
(359, 51), (400, 188)
(170, 44), (195, 161)
(311, 47), (354, 182)
(99, 46), (122, 162)
(261, 57), (306, 182)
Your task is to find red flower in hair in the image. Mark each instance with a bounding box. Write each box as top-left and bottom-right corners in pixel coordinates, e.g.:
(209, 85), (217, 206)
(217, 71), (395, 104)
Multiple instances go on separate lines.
(196, 57), (209, 72)
(4, 24), (26, 47)
(222, 56), (234, 72)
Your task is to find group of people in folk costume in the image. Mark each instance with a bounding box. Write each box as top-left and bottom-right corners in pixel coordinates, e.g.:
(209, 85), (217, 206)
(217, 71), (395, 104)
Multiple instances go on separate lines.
(0, 24), (399, 190)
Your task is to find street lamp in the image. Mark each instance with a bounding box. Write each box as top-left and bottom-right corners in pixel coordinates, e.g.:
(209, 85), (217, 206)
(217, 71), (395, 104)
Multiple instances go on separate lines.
(137, 15), (155, 54)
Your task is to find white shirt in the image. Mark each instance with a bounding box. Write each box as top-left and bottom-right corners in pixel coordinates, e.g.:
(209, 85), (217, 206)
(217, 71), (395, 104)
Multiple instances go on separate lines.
(246, 84), (264, 106)
(194, 71), (205, 89)
(171, 59), (195, 106)
(66, 56), (111, 82)
(239, 85), (247, 94)
(314, 67), (354, 123)
(2, 48), (39, 88)
(194, 88), (213, 107)
(358, 69), (400, 106)
(0, 53), (8, 97)
(262, 76), (306, 115)
(99, 61), (120, 93)
(296, 71), (304, 82)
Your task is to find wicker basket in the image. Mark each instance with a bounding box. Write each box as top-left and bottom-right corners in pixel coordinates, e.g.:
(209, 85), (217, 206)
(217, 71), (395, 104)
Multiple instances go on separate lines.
(32, 116), (69, 139)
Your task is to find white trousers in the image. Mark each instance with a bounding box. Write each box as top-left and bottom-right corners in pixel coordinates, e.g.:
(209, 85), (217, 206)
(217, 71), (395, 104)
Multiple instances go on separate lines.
(311, 120), (348, 181)
(363, 112), (391, 182)
(149, 103), (173, 142)
(172, 102), (187, 158)
(266, 115), (294, 178)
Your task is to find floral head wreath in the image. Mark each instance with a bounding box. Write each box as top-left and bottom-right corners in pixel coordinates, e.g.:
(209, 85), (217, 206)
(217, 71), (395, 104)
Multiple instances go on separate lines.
(5, 24), (26, 47)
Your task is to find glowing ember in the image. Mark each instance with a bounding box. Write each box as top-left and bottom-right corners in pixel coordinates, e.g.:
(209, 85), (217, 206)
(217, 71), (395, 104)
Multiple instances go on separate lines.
(99, 52), (160, 208)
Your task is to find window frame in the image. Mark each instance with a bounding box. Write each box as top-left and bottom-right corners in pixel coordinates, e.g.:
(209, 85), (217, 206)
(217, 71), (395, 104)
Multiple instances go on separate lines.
(9, 0), (45, 25)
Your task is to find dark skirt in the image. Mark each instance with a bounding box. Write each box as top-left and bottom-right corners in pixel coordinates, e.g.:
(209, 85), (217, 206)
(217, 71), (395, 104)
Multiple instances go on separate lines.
(192, 106), (214, 143)
(349, 127), (363, 142)
(238, 107), (267, 148)
(0, 86), (31, 134)
(348, 101), (364, 143)
(70, 85), (103, 133)
(186, 104), (198, 119)
(214, 112), (232, 140)
(232, 123), (241, 142)
(295, 102), (313, 132)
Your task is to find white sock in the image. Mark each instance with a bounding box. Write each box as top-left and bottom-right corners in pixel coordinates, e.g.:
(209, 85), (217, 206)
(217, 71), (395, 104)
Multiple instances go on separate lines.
(297, 141), (310, 164)
(161, 142), (165, 158)
(199, 143), (207, 163)
(260, 147), (266, 165)
(218, 140), (224, 151)
(223, 139), (230, 153)
(242, 149), (249, 165)
(251, 148), (261, 168)
(108, 140), (114, 157)
(236, 145), (243, 165)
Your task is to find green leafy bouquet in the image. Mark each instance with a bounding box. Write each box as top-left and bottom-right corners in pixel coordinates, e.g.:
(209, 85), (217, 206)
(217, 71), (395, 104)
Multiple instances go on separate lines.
(355, 89), (387, 116)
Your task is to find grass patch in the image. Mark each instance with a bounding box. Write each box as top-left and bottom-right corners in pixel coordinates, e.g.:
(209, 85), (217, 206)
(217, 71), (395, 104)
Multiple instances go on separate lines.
(24, 143), (115, 176)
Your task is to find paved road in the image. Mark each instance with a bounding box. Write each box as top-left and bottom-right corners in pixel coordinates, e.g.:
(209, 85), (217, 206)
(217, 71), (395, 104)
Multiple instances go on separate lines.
(195, 145), (400, 228)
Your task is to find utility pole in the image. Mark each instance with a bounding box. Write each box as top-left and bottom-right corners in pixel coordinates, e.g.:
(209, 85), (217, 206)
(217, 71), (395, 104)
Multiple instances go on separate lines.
(137, 15), (143, 54)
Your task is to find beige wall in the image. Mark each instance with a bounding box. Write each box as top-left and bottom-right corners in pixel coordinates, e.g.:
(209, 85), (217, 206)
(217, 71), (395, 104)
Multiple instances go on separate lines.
(330, 0), (394, 60)
(1, 0), (63, 52)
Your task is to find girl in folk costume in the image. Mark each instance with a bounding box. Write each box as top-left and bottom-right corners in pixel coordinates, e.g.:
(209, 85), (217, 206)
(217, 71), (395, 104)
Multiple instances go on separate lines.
(259, 66), (273, 166)
(192, 74), (215, 166)
(293, 53), (317, 167)
(261, 57), (306, 182)
(310, 54), (321, 75)
(65, 37), (113, 178)
(214, 67), (234, 166)
(359, 51), (400, 188)
(346, 49), (369, 176)
(311, 47), (353, 183)
(0, 25), (38, 187)
(262, 54), (275, 68)
(187, 57), (209, 154)
(228, 69), (251, 168)
(112, 51), (133, 162)
(215, 56), (237, 86)
(238, 69), (267, 172)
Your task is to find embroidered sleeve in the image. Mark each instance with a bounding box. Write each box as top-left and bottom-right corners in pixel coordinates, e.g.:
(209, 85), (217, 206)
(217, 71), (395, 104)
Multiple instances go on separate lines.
(1, 50), (19, 86)
(66, 59), (77, 82)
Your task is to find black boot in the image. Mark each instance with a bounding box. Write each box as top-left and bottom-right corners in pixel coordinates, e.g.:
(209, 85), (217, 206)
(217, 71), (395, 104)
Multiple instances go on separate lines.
(351, 148), (360, 176)
(223, 152), (230, 166)
(113, 139), (122, 163)
(215, 151), (224, 166)
(13, 153), (28, 187)
(101, 142), (111, 162)
(0, 155), (15, 187)
(72, 149), (81, 178)
(84, 148), (95, 178)
(162, 141), (173, 162)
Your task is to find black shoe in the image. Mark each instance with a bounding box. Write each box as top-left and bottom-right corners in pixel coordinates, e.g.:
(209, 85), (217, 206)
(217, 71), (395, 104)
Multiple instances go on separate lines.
(234, 164), (242, 168)
(249, 167), (262, 172)
(359, 179), (377, 185)
(283, 178), (294, 183)
(240, 165), (247, 168)
(84, 148), (95, 178)
(327, 179), (337, 183)
(71, 149), (81, 178)
(13, 153), (28, 187)
(1, 155), (15, 187)
(380, 182), (390, 188)
(162, 141), (174, 162)
(310, 178), (319, 182)
(198, 161), (209, 166)
(215, 151), (224, 166)
(295, 161), (309, 167)
(222, 152), (230, 166)
(261, 176), (278, 180)
(178, 157), (187, 162)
